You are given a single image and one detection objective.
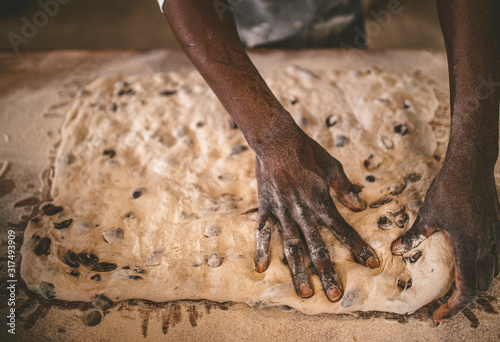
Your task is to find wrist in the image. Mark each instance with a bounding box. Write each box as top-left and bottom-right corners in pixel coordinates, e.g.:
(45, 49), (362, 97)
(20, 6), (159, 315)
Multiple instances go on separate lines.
(445, 132), (498, 169)
(242, 110), (303, 156)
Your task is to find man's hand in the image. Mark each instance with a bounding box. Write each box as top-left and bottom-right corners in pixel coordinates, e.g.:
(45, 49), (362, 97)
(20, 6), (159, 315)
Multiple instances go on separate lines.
(392, 157), (499, 321)
(393, 0), (500, 322)
(254, 123), (380, 301)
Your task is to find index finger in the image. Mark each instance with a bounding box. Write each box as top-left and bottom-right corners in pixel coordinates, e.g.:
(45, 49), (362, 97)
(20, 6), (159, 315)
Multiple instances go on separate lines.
(315, 194), (379, 268)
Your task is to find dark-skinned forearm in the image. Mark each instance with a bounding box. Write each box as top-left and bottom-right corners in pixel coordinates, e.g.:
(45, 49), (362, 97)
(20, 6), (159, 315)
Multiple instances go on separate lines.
(437, 0), (500, 169)
(162, 0), (298, 154)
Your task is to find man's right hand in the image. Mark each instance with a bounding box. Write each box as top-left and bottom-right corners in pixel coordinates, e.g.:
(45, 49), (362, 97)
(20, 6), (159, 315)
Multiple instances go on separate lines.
(253, 122), (380, 301)
(163, 0), (380, 301)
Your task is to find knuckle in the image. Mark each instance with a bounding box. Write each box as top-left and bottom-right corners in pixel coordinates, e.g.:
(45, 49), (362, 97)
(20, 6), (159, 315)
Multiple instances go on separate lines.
(309, 243), (330, 261)
(284, 239), (303, 257)
(257, 221), (271, 237)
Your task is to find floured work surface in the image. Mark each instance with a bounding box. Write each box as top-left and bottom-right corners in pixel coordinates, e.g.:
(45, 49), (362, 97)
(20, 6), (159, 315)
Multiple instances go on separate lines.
(21, 66), (454, 315)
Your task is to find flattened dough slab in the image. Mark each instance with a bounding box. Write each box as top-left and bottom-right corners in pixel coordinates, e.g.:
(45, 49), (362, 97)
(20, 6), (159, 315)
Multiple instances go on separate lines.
(21, 66), (454, 315)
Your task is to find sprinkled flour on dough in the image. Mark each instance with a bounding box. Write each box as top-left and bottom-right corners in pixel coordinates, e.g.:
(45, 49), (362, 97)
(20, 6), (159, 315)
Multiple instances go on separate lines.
(21, 66), (454, 315)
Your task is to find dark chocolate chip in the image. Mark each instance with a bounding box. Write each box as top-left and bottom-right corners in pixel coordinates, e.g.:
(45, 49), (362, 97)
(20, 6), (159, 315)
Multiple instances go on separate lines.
(102, 149), (116, 158)
(92, 263), (117, 272)
(395, 213), (409, 228)
(229, 120), (238, 129)
(326, 115), (338, 127)
(128, 275), (143, 280)
(39, 282), (56, 300)
(377, 216), (393, 229)
(131, 187), (145, 199)
(121, 265), (145, 273)
(106, 103), (118, 112)
(389, 183), (406, 196)
(34, 237), (51, 255)
(31, 217), (42, 223)
(69, 270), (79, 277)
(64, 251), (80, 268)
(124, 211), (136, 219)
(103, 227), (124, 243)
(90, 274), (101, 281)
(397, 278), (412, 289)
(433, 155), (441, 162)
(285, 95), (298, 105)
(83, 310), (102, 327)
(341, 289), (360, 308)
(41, 204), (63, 216)
(405, 173), (422, 184)
(60, 153), (75, 165)
(54, 219), (73, 229)
(282, 257), (288, 265)
(92, 295), (114, 310)
(77, 252), (99, 266)
(369, 197), (392, 208)
(363, 154), (383, 170)
(160, 90), (177, 96)
(230, 145), (248, 155)
(394, 124), (409, 135)
(335, 135), (348, 147)
(118, 89), (135, 96)
(196, 121), (204, 128)
(31, 234), (41, 240)
(403, 250), (422, 263)
(365, 175), (376, 183)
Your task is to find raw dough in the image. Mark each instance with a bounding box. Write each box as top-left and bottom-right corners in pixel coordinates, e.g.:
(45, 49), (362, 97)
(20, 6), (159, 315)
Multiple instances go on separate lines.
(21, 66), (454, 315)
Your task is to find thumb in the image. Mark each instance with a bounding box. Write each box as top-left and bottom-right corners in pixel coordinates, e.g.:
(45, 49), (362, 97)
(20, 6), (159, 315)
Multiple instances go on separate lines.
(391, 215), (437, 255)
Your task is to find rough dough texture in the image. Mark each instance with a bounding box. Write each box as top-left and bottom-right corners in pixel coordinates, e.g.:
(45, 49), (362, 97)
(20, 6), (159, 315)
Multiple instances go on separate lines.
(21, 66), (454, 315)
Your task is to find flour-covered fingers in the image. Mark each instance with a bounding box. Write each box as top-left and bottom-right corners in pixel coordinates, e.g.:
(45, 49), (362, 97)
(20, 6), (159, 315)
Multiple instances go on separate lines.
(255, 209), (273, 273)
(329, 159), (366, 212)
(317, 199), (379, 269)
(278, 211), (313, 298)
(391, 215), (437, 256)
(432, 239), (478, 322)
(294, 210), (342, 302)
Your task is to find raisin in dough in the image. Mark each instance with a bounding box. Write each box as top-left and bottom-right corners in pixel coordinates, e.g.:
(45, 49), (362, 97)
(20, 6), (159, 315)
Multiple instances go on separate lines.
(21, 67), (454, 315)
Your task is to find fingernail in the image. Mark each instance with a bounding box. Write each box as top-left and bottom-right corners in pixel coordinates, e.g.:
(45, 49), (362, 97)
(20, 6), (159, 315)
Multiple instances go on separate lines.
(256, 263), (266, 273)
(342, 192), (366, 212)
(367, 256), (380, 268)
(430, 315), (442, 327)
(390, 240), (404, 255)
(327, 287), (342, 302)
(299, 284), (313, 298)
